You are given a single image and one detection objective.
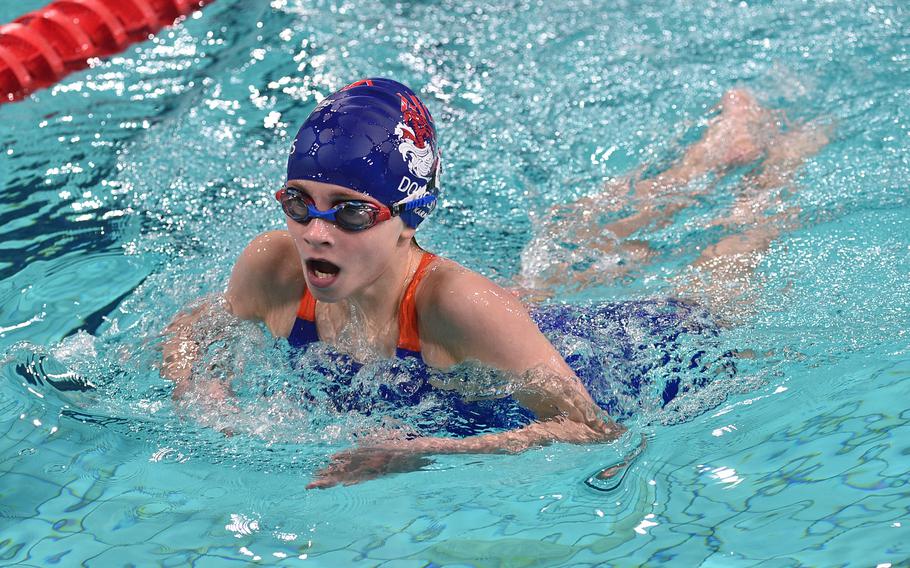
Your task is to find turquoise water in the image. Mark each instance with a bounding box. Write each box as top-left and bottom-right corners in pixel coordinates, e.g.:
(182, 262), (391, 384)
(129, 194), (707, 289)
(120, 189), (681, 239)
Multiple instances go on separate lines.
(1, 0), (909, 565)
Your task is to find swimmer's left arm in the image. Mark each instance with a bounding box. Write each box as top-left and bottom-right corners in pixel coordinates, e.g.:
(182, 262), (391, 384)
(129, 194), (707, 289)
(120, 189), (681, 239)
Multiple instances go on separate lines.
(308, 265), (625, 489)
(419, 265), (616, 434)
(307, 418), (624, 489)
(308, 387), (621, 489)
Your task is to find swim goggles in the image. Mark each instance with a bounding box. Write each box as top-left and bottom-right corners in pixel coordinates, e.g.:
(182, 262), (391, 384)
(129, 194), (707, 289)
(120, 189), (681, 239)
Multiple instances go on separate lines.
(275, 187), (436, 232)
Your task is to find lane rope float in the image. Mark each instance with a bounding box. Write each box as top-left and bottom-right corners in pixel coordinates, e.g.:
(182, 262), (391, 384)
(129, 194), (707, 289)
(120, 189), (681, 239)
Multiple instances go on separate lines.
(0, 0), (212, 104)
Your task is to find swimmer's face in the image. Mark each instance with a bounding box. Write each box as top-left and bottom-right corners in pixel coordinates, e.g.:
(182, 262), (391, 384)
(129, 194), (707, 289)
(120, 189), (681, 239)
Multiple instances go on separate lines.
(283, 180), (415, 303)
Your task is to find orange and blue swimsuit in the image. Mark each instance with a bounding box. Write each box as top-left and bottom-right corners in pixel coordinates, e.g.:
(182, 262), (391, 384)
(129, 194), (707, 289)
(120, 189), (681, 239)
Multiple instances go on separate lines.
(286, 252), (733, 434)
(286, 251), (437, 359)
(286, 252), (536, 435)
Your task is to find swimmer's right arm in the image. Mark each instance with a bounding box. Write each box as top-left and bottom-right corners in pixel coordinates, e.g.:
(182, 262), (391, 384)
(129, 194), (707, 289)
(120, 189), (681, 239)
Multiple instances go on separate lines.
(224, 230), (303, 334)
(161, 301), (236, 403)
(161, 304), (204, 386)
(162, 231), (301, 402)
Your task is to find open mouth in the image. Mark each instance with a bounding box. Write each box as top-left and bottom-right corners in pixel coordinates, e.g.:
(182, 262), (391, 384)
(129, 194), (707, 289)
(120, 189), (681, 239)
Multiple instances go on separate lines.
(306, 259), (341, 287)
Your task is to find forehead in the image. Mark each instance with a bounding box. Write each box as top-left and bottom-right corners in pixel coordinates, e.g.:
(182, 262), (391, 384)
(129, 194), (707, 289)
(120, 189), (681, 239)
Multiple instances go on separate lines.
(286, 180), (376, 202)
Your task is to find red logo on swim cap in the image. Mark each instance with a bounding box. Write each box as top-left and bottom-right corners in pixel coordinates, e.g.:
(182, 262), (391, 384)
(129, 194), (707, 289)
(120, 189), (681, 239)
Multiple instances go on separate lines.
(342, 78), (374, 90)
(397, 93), (433, 150)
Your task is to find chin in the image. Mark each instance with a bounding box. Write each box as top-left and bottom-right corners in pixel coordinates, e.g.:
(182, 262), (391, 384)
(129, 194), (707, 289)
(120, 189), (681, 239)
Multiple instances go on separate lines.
(306, 280), (351, 303)
(307, 286), (342, 303)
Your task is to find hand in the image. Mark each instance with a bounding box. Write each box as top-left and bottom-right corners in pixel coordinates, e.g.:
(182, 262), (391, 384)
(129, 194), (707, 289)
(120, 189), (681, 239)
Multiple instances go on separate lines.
(307, 445), (434, 489)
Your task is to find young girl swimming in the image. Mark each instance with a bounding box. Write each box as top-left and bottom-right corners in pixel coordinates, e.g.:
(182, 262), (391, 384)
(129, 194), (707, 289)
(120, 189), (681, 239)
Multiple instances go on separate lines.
(163, 79), (827, 489)
(163, 78), (624, 488)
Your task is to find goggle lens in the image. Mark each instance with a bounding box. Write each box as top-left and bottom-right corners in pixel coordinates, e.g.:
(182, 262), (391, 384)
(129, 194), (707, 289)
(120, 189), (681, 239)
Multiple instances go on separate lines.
(280, 192), (311, 221)
(334, 203), (379, 229)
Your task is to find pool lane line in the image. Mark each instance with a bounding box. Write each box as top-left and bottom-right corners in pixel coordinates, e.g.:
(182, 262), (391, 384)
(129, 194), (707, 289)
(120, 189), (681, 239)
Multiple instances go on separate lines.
(0, 0), (214, 104)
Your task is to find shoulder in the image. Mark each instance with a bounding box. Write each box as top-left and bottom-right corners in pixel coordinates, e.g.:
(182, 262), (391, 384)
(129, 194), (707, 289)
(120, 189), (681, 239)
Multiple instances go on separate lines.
(418, 258), (526, 327)
(232, 230), (299, 276)
(416, 258), (554, 370)
(225, 230), (304, 323)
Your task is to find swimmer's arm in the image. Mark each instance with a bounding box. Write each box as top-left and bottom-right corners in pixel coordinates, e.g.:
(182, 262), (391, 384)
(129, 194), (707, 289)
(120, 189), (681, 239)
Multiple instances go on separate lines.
(162, 231), (300, 401)
(310, 267), (625, 489)
(161, 299), (237, 405)
(308, 370), (622, 488)
(307, 418), (623, 489)
(161, 303), (205, 388)
(404, 416), (622, 454)
(418, 265), (615, 442)
(422, 268), (622, 438)
(224, 230), (303, 335)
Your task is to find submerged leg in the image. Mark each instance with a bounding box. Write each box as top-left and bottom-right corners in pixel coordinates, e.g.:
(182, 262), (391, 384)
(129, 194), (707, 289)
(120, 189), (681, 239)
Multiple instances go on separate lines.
(676, 122), (831, 318)
(519, 90), (780, 292)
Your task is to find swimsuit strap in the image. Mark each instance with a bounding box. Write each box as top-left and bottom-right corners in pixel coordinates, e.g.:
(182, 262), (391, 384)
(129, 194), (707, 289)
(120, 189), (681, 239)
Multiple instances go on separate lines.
(289, 252), (437, 354)
(297, 284), (317, 322)
(286, 282), (319, 348)
(397, 252), (437, 353)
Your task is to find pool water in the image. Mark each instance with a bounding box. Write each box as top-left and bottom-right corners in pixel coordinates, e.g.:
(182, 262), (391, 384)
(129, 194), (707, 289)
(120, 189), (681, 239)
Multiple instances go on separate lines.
(1, 0), (909, 565)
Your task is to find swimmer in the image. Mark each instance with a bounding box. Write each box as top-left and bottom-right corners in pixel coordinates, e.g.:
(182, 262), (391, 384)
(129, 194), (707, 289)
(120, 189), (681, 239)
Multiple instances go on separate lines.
(519, 89), (830, 319)
(162, 78), (625, 488)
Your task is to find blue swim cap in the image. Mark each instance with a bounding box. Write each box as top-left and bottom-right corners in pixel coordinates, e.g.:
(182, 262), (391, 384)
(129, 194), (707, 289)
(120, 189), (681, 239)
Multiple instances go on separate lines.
(286, 78), (441, 228)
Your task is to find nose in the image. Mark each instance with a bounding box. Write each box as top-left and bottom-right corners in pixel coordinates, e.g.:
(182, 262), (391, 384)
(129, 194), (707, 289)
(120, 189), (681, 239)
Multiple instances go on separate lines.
(299, 217), (335, 247)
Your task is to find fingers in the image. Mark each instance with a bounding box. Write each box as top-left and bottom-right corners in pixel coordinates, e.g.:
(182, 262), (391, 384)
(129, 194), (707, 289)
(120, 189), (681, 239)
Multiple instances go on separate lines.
(306, 460), (355, 490)
(305, 450), (386, 490)
(306, 478), (336, 490)
(306, 447), (435, 489)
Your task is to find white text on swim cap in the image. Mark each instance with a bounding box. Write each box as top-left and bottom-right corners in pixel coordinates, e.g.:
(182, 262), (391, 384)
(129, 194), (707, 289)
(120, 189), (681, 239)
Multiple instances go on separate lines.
(397, 175), (425, 196)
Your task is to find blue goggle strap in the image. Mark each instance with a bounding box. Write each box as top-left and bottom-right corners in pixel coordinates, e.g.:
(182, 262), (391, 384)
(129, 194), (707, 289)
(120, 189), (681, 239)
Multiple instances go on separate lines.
(390, 194), (437, 216)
